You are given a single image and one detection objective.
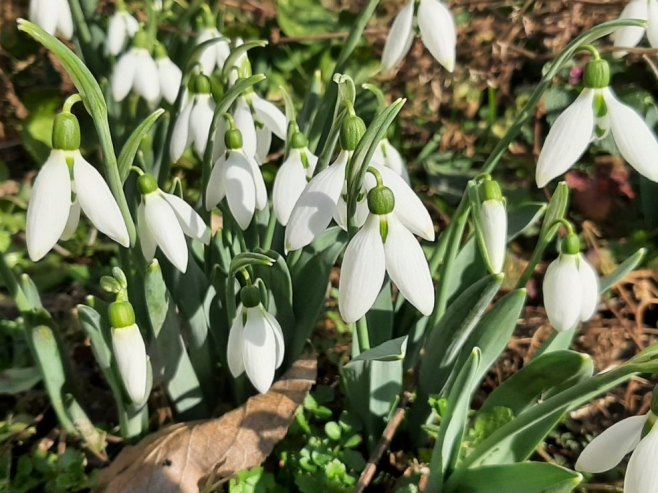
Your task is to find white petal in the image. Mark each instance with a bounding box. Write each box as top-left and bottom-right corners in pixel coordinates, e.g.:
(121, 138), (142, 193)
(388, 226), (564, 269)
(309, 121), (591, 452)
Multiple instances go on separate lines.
(137, 202), (157, 262)
(379, 166), (434, 241)
(381, 1), (415, 71)
(543, 254), (583, 332)
(255, 124), (272, 163)
(157, 57), (182, 104)
(625, 424), (658, 493)
(143, 192), (189, 272)
(261, 308), (285, 369)
(536, 89), (595, 188)
(206, 155), (228, 210)
(605, 89), (658, 182)
(198, 28), (220, 75)
(227, 307), (245, 377)
(112, 324), (148, 405)
(285, 150), (348, 251)
(60, 199), (80, 241)
(111, 51), (138, 102)
(417, 0), (457, 72)
(26, 150), (71, 261)
(612, 0), (648, 56)
(33, 0), (59, 35)
(133, 51), (161, 102)
(56, 0), (74, 40)
(245, 152), (267, 211)
(215, 37), (231, 70)
(234, 98), (258, 158)
(375, 139), (409, 182)
(190, 95), (215, 157)
(170, 100), (194, 162)
(384, 215), (435, 315)
(649, 0), (658, 48)
(273, 149), (309, 225)
(161, 192), (210, 244)
(123, 12), (139, 37)
(242, 307), (277, 394)
(73, 153), (129, 247)
(225, 151), (257, 230)
(479, 199), (507, 273)
(252, 96), (287, 140)
(338, 215), (386, 323)
(578, 254), (600, 321)
(107, 13), (127, 55)
(576, 414), (646, 473)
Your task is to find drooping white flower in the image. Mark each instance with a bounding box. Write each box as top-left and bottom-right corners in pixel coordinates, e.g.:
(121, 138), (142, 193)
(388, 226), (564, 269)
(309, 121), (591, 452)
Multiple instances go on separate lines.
(170, 74), (215, 162)
(227, 286), (285, 394)
(543, 234), (599, 332)
(206, 126), (267, 230)
(273, 132), (318, 225)
(136, 174), (210, 273)
(106, 10), (139, 56)
(381, 0), (456, 72)
(111, 32), (160, 103)
(372, 138), (410, 183)
(536, 58), (658, 187)
(338, 169), (435, 323)
(611, 0), (658, 57)
(26, 112), (129, 261)
(154, 50), (182, 104)
(233, 94), (287, 162)
(109, 300), (149, 405)
(477, 179), (507, 274)
(577, 412), (658, 493)
(197, 27), (231, 75)
(29, 0), (73, 39)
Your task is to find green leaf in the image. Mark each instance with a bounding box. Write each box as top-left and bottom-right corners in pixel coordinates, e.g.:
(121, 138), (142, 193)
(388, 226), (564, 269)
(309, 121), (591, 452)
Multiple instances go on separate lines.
(600, 248), (646, 293)
(117, 109), (165, 181)
(222, 40), (267, 82)
(277, 0), (340, 38)
(352, 336), (407, 362)
(0, 368), (42, 394)
(445, 462), (581, 493)
(426, 348), (481, 492)
(480, 350), (593, 416)
(539, 182), (569, 242)
(19, 90), (60, 163)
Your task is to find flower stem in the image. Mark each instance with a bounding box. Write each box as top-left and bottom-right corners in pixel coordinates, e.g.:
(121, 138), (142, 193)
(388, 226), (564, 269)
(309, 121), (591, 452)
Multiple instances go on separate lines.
(356, 317), (371, 353)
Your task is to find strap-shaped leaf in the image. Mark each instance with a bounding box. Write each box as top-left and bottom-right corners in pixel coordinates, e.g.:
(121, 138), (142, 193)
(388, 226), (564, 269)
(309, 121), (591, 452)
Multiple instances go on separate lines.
(118, 109), (165, 181)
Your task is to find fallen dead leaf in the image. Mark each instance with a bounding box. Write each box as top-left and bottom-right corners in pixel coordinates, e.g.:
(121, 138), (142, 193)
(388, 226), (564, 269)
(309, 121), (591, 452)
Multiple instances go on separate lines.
(95, 355), (317, 493)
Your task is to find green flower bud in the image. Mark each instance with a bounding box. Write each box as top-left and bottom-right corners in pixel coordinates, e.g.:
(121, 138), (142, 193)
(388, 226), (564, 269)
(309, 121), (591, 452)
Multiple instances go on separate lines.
(561, 233), (581, 256)
(367, 186), (395, 215)
(482, 179), (503, 202)
(240, 285), (261, 308)
(133, 31), (151, 50)
(153, 43), (168, 60)
(109, 301), (136, 329)
(290, 132), (308, 150)
(340, 115), (366, 151)
(225, 128), (243, 150)
(52, 112), (81, 151)
(190, 73), (212, 95)
(584, 59), (610, 89)
(137, 174), (158, 195)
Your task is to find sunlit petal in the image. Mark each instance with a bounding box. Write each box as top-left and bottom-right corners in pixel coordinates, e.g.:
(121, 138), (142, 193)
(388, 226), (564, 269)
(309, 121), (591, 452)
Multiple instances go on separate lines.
(577, 254), (600, 322)
(137, 202), (157, 262)
(143, 193), (188, 272)
(234, 97), (258, 158)
(612, 0), (648, 57)
(543, 254), (582, 332)
(206, 155), (228, 211)
(170, 100), (194, 162)
(242, 307), (277, 394)
(111, 51), (138, 102)
(161, 192), (210, 244)
(133, 50), (160, 102)
(190, 94), (215, 157)
(261, 309), (285, 369)
(417, 0), (457, 72)
(112, 323), (148, 404)
(479, 199), (507, 273)
(381, 0), (415, 71)
(226, 307), (245, 377)
(252, 95), (287, 140)
(157, 57), (182, 104)
(224, 151), (257, 230)
(60, 199), (80, 241)
(273, 149), (308, 225)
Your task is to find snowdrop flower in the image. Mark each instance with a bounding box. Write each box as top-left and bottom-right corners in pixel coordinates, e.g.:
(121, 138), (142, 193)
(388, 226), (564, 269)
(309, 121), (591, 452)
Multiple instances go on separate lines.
(197, 27), (231, 75)
(543, 232), (599, 332)
(106, 9), (139, 56)
(478, 179), (507, 274)
(206, 125), (267, 230)
(154, 44), (182, 104)
(381, 0), (456, 72)
(29, 0), (73, 39)
(273, 131), (318, 225)
(227, 285), (285, 394)
(233, 93), (288, 162)
(26, 111), (129, 261)
(285, 114), (368, 251)
(339, 167), (435, 323)
(170, 74), (215, 161)
(109, 300), (149, 405)
(111, 32), (160, 103)
(576, 412), (658, 493)
(611, 0), (658, 57)
(372, 138), (410, 182)
(136, 173), (211, 273)
(536, 58), (658, 187)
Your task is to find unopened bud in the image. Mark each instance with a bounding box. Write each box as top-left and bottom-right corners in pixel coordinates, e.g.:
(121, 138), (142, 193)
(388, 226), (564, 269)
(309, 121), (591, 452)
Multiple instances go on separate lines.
(137, 174), (158, 195)
(240, 285), (261, 308)
(52, 112), (81, 151)
(367, 186), (395, 215)
(340, 115), (366, 151)
(225, 128), (244, 150)
(584, 59), (610, 89)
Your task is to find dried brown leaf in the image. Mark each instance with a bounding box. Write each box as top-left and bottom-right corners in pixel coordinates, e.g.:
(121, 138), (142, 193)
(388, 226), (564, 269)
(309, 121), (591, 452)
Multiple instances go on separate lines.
(95, 355), (317, 493)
